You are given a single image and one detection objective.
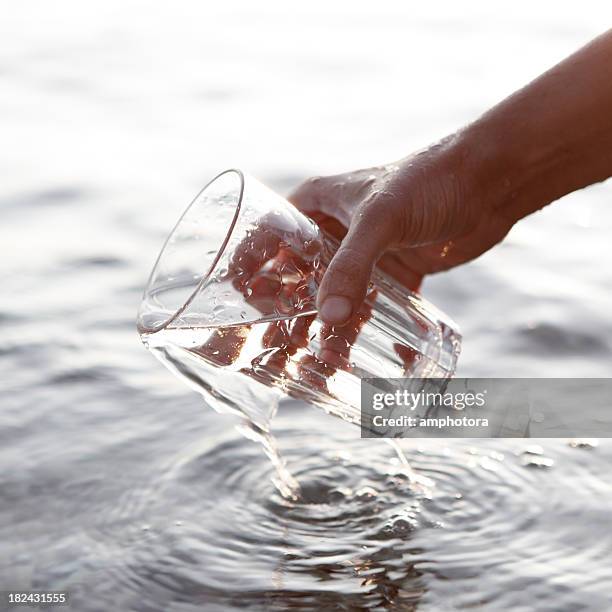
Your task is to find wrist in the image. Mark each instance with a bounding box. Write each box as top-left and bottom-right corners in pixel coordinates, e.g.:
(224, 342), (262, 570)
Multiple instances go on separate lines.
(451, 121), (549, 225)
(426, 129), (521, 225)
(456, 102), (612, 225)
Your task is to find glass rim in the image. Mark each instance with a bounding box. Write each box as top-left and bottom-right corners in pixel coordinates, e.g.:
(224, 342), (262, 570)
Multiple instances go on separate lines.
(138, 168), (245, 334)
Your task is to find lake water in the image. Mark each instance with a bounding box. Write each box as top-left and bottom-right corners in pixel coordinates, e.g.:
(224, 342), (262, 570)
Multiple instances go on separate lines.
(2, 2), (612, 610)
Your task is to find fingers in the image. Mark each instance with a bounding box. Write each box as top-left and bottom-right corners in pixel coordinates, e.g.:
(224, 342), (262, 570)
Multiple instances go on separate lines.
(315, 214), (348, 242)
(226, 221), (283, 292)
(288, 175), (353, 227)
(295, 294), (374, 396)
(192, 326), (249, 367)
(290, 171), (403, 325)
(376, 251), (423, 292)
(225, 217), (318, 317)
(317, 207), (394, 325)
(287, 176), (324, 215)
(317, 293), (373, 370)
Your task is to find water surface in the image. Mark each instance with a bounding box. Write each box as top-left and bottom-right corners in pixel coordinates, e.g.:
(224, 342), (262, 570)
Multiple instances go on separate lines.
(2, 2), (612, 610)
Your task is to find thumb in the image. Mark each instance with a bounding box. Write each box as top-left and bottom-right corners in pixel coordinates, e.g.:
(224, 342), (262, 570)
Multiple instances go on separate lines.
(317, 209), (393, 325)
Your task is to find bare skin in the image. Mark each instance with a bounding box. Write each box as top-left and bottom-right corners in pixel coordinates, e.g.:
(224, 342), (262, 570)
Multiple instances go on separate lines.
(197, 30), (612, 385)
(289, 29), (612, 325)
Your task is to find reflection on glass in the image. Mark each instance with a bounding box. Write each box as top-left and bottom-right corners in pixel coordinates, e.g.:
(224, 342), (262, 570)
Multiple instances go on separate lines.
(137, 169), (462, 429)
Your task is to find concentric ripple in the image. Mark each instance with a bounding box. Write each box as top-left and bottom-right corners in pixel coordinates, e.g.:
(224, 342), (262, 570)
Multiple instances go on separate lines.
(87, 407), (612, 611)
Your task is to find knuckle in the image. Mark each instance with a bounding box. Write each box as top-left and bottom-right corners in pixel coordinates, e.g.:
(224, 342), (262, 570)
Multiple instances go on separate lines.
(307, 175), (323, 191)
(357, 195), (402, 241)
(289, 176), (326, 210)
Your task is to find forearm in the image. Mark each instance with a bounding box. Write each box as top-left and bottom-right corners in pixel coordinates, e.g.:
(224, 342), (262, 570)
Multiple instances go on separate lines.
(460, 29), (612, 222)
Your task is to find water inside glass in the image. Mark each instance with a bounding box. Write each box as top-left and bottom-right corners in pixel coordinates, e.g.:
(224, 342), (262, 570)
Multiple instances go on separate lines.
(138, 170), (462, 431)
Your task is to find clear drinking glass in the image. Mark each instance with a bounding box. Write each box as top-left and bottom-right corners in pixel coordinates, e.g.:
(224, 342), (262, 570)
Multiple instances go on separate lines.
(137, 169), (461, 430)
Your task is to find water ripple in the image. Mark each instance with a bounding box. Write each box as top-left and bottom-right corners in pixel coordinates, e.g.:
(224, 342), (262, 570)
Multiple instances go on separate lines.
(82, 422), (612, 611)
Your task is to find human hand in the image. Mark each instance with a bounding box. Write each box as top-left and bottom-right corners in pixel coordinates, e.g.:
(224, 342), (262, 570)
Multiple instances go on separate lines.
(189, 220), (377, 389)
(289, 137), (515, 325)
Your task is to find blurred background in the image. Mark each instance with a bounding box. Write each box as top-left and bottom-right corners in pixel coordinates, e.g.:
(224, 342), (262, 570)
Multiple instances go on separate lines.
(3, 1), (611, 377)
(2, 2), (611, 611)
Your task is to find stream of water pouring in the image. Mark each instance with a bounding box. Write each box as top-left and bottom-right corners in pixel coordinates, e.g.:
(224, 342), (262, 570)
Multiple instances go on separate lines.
(141, 320), (428, 500)
(142, 324), (313, 499)
(235, 419), (301, 499)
